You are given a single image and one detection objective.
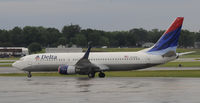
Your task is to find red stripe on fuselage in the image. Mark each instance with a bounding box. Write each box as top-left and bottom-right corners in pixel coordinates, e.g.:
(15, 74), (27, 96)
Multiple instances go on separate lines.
(164, 17), (184, 35)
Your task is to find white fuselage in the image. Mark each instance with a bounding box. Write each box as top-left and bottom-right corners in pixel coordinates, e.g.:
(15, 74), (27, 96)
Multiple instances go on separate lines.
(12, 51), (176, 72)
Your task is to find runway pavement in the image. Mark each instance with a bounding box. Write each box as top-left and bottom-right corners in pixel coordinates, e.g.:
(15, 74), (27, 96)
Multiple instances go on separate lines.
(0, 58), (199, 103)
(0, 77), (200, 103)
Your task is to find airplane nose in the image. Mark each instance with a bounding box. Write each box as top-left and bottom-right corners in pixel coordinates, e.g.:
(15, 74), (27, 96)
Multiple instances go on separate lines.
(12, 61), (20, 69)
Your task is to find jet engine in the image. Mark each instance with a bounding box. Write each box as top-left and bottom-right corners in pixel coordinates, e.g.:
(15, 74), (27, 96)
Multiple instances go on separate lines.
(58, 65), (76, 75)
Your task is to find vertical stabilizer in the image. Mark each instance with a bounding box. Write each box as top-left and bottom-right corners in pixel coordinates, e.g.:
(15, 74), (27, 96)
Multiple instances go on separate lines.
(147, 17), (184, 56)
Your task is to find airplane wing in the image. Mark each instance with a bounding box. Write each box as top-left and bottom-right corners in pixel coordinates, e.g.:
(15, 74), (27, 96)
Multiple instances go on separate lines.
(75, 45), (107, 75)
(58, 44), (108, 78)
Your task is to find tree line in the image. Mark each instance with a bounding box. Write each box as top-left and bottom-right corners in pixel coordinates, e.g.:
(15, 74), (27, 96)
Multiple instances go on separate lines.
(0, 25), (199, 48)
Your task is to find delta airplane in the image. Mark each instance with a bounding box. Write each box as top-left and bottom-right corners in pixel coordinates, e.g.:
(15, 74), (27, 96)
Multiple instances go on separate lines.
(12, 17), (193, 78)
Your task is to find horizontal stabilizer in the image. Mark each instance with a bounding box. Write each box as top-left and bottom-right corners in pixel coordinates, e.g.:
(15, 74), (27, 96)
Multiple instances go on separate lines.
(177, 51), (196, 56)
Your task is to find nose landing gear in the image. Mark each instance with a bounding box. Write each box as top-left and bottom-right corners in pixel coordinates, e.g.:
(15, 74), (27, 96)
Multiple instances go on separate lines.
(88, 72), (95, 78)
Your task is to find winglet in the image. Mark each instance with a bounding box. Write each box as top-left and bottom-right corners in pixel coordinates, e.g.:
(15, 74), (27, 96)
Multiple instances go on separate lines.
(82, 45), (92, 59)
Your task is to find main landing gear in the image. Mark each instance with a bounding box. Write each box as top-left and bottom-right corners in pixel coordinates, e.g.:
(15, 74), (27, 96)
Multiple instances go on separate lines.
(88, 72), (95, 78)
(88, 72), (105, 78)
(27, 71), (32, 78)
(98, 72), (105, 78)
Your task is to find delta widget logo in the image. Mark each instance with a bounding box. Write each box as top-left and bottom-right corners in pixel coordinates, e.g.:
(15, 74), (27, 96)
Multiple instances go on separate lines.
(35, 55), (40, 60)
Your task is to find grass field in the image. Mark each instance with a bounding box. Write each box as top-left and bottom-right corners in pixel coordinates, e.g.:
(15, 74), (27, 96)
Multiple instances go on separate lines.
(1, 70), (200, 77)
(105, 70), (200, 77)
(159, 62), (200, 67)
(0, 57), (19, 60)
(0, 61), (15, 63)
(0, 64), (12, 67)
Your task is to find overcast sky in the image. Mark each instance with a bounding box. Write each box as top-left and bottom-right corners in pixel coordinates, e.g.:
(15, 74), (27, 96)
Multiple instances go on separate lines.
(0, 0), (199, 31)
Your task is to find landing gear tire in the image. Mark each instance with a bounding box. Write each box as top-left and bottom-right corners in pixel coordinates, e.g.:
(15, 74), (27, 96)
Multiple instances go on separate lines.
(98, 72), (105, 78)
(88, 72), (95, 78)
(28, 71), (32, 78)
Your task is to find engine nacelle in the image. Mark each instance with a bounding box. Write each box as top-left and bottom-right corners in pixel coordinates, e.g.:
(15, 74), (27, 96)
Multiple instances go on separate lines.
(58, 65), (76, 75)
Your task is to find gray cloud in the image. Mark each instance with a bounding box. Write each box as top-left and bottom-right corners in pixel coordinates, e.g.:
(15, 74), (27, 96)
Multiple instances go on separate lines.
(0, 0), (199, 31)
